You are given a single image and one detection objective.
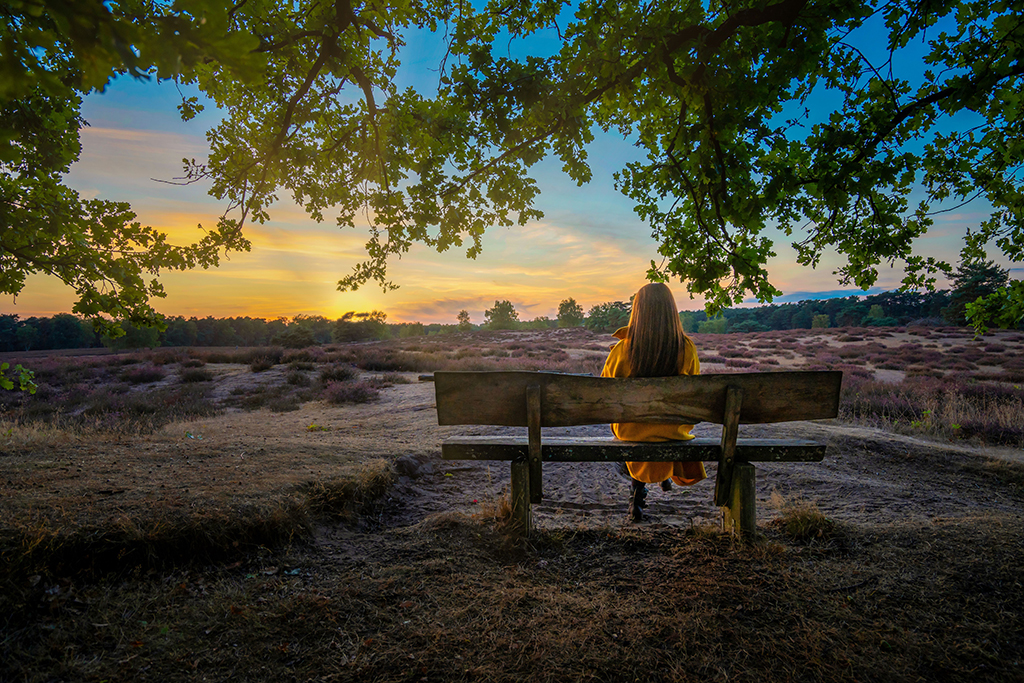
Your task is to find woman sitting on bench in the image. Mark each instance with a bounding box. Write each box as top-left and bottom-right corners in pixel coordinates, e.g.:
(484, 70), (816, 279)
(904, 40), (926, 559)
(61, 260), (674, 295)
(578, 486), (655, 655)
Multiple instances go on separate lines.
(601, 282), (706, 521)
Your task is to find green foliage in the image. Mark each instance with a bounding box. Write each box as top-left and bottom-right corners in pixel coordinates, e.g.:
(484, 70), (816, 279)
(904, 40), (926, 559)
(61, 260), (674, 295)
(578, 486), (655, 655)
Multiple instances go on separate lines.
(333, 311), (388, 343)
(944, 259), (1010, 326)
(730, 319), (768, 333)
(811, 314), (831, 329)
(585, 302), (630, 333)
(273, 327), (317, 349)
(522, 316), (556, 330)
(697, 317), (728, 334)
(557, 298), (585, 328)
(0, 362), (36, 394)
(398, 322), (425, 338)
(966, 280), (1024, 334)
(678, 311), (702, 333)
(456, 310), (473, 331)
(440, 0), (1024, 315)
(101, 321), (160, 350)
(1, 1), (258, 332)
(484, 300), (519, 330)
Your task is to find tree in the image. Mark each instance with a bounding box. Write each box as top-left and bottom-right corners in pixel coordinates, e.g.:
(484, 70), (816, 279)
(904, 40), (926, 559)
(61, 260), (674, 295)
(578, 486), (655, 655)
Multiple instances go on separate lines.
(102, 321), (160, 349)
(943, 259), (1010, 326)
(332, 311), (388, 342)
(164, 317), (199, 347)
(398, 322), (425, 337)
(557, 298), (585, 328)
(2, 1), (258, 333)
(523, 316), (556, 330)
(679, 310), (705, 333)
(585, 302), (631, 333)
(50, 313), (87, 349)
(456, 310), (472, 331)
(697, 317), (728, 334)
(967, 280), (1024, 333)
(484, 300), (519, 330)
(811, 314), (830, 329)
(7, 1), (1024, 329)
(731, 319), (768, 333)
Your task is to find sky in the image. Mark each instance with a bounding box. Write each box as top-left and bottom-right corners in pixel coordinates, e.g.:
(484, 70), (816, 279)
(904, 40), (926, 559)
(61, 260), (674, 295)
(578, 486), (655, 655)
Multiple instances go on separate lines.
(4, 17), (1021, 324)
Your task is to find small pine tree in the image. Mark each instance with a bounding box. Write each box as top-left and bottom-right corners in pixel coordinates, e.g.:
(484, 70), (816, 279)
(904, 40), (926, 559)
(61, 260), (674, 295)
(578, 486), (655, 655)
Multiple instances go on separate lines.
(811, 314), (830, 329)
(456, 309), (472, 331)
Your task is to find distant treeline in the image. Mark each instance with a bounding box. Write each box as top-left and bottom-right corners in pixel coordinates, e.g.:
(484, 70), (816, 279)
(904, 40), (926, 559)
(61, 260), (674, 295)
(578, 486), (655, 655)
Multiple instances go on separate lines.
(0, 285), (1006, 353)
(578, 289), (953, 334)
(681, 289), (954, 334)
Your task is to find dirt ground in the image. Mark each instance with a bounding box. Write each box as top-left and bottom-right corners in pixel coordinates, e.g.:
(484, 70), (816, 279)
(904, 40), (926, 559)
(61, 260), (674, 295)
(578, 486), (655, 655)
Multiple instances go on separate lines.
(187, 377), (1024, 528)
(5, 373), (1023, 538)
(3, 373), (1024, 682)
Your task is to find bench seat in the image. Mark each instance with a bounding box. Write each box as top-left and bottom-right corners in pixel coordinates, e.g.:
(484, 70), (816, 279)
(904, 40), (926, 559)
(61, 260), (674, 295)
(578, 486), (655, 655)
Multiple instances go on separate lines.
(442, 436), (826, 463)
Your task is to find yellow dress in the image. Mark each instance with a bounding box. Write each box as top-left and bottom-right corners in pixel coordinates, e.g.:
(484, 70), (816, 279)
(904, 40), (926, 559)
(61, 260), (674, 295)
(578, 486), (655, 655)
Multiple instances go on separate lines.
(600, 327), (707, 486)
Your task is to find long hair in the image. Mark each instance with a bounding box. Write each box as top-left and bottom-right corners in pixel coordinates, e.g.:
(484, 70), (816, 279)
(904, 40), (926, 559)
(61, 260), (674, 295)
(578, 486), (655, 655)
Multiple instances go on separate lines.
(625, 283), (686, 378)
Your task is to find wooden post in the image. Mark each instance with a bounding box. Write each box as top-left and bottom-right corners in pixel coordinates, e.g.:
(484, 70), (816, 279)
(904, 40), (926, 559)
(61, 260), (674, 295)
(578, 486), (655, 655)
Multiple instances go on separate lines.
(510, 460), (533, 537)
(527, 384), (542, 504)
(714, 385), (743, 506)
(722, 462), (756, 538)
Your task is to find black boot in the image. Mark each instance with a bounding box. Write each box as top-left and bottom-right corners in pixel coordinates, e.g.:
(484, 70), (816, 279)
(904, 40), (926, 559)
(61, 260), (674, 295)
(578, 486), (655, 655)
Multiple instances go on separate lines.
(628, 477), (647, 522)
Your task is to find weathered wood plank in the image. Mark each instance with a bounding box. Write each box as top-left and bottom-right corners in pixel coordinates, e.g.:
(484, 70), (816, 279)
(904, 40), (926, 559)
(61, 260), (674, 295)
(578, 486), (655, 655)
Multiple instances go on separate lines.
(434, 371), (843, 427)
(714, 385), (743, 507)
(722, 463), (757, 538)
(441, 437), (826, 462)
(510, 461), (532, 536)
(527, 384), (542, 504)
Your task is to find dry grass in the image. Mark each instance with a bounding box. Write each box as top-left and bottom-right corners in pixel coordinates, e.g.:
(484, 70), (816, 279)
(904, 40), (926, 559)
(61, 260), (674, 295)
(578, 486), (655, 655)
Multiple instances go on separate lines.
(767, 491), (840, 542)
(2, 514), (1022, 682)
(3, 327), (1024, 681)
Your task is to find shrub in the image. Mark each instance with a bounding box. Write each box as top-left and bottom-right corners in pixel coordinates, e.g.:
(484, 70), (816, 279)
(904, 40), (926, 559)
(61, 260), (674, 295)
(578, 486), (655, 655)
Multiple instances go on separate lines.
(180, 358), (206, 368)
(287, 370), (312, 386)
(148, 349), (187, 365)
(320, 364), (358, 383)
(180, 367), (214, 383)
(323, 381), (380, 404)
(120, 364), (166, 384)
(250, 357), (275, 372)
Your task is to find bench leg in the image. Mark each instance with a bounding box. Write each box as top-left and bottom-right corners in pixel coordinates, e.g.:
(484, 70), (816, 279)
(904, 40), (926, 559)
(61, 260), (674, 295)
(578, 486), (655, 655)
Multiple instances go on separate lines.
(511, 460), (533, 537)
(721, 462), (756, 539)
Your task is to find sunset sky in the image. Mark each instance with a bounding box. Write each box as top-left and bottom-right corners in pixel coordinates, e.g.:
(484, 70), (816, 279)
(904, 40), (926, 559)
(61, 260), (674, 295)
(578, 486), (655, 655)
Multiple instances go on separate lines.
(5, 24), (1020, 324)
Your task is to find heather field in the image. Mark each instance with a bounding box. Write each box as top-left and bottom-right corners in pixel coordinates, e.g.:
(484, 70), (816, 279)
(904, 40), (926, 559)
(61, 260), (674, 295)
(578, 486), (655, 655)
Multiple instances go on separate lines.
(2, 326), (1023, 682)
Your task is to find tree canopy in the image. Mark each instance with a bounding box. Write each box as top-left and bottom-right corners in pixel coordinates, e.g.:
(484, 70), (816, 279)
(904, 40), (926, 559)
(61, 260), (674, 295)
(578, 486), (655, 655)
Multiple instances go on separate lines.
(557, 297), (585, 327)
(3, 0), (1023, 330)
(484, 300), (519, 329)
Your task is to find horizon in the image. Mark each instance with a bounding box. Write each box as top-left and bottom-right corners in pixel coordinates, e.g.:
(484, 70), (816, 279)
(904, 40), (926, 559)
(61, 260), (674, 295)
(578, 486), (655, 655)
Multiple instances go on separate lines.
(4, 284), (949, 327)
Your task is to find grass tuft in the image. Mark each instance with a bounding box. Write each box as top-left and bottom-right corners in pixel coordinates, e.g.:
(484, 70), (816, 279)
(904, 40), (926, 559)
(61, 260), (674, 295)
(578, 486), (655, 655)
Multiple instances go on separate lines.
(769, 491), (839, 542)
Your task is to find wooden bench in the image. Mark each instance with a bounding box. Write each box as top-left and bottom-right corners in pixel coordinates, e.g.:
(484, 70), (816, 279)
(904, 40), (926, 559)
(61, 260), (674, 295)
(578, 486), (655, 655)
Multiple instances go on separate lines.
(434, 370), (843, 538)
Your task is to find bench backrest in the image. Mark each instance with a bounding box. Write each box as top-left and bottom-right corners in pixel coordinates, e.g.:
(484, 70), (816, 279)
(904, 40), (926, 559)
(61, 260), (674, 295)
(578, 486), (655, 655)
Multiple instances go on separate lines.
(434, 370), (843, 427)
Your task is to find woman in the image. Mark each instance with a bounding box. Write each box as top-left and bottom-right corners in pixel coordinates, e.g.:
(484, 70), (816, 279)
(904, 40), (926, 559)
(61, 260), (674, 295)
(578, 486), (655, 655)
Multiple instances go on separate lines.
(601, 283), (706, 521)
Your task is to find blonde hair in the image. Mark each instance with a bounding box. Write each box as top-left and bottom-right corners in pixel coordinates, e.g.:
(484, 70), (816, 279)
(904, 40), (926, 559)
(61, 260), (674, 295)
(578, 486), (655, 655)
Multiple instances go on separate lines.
(625, 283), (686, 377)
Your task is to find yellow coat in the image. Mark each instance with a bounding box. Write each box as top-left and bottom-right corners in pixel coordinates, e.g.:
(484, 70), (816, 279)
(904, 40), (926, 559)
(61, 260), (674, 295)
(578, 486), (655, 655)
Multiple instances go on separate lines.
(600, 327), (707, 486)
